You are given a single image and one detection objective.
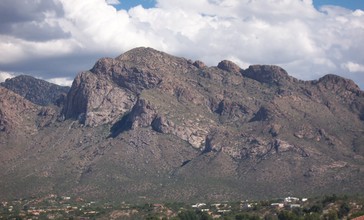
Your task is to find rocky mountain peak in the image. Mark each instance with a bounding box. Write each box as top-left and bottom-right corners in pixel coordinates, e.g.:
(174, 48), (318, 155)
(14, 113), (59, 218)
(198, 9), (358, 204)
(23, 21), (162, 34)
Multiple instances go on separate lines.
(90, 57), (115, 76)
(115, 47), (190, 71)
(316, 74), (362, 95)
(242, 65), (293, 86)
(217, 60), (242, 73)
(62, 47), (197, 126)
(116, 47), (167, 62)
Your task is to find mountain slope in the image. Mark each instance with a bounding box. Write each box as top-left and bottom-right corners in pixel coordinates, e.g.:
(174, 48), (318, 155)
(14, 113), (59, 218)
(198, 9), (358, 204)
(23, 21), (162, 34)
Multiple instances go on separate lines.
(0, 47), (363, 202)
(0, 75), (69, 106)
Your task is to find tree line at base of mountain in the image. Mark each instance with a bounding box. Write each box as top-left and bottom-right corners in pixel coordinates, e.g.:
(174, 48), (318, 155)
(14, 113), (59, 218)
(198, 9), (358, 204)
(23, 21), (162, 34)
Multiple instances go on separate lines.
(138, 194), (364, 220)
(1, 191), (364, 219)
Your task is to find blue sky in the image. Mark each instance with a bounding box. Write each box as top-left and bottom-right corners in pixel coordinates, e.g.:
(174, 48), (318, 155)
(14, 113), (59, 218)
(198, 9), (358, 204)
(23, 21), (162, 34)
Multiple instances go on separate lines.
(313, 0), (363, 10)
(113, 0), (363, 11)
(114, 0), (156, 10)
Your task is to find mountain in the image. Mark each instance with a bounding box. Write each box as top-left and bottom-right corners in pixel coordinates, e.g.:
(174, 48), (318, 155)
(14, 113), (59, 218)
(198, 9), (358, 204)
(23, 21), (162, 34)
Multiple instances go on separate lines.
(0, 47), (363, 202)
(0, 75), (69, 106)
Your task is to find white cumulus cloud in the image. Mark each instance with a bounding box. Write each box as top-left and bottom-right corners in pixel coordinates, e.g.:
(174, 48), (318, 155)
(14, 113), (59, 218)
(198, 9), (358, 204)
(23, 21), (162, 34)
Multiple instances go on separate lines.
(47, 77), (74, 86)
(105, 0), (120, 5)
(343, 62), (364, 73)
(0, 71), (16, 83)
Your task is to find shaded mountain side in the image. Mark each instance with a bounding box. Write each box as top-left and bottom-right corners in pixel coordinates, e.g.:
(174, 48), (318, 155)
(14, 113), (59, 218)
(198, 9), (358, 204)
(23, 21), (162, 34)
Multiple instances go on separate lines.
(0, 47), (364, 202)
(0, 87), (60, 132)
(0, 87), (39, 133)
(0, 87), (60, 170)
(0, 75), (70, 106)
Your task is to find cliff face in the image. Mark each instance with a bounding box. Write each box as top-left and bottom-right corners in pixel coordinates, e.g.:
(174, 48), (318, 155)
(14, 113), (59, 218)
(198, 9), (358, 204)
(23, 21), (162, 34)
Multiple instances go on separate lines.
(1, 47), (364, 202)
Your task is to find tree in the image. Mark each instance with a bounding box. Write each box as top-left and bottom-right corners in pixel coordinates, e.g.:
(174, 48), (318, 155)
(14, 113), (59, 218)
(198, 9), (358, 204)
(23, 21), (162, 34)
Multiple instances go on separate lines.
(308, 204), (323, 214)
(322, 194), (337, 206)
(146, 215), (160, 220)
(178, 210), (198, 220)
(323, 210), (338, 220)
(338, 202), (350, 218)
(278, 210), (299, 220)
(304, 213), (320, 220)
(264, 214), (278, 220)
(235, 213), (261, 220)
(200, 212), (213, 220)
(351, 211), (364, 219)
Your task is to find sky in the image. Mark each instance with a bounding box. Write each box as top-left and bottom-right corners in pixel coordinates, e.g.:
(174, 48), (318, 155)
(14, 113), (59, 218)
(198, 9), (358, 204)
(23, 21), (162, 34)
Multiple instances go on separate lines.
(0, 0), (363, 89)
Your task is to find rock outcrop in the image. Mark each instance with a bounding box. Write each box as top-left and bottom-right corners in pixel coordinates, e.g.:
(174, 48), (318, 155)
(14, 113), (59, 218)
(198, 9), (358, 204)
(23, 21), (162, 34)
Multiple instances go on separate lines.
(63, 70), (136, 126)
(316, 74), (362, 95)
(217, 60), (241, 73)
(242, 65), (293, 86)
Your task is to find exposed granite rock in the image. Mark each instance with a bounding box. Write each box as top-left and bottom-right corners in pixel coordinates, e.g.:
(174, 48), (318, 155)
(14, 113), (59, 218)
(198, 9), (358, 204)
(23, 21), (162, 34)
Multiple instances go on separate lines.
(217, 60), (242, 73)
(242, 65), (293, 86)
(214, 100), (249, 118)
(243, 139), (272, 159)
(90, 56), (162, 92)
(249, 106), (273, 122)
(151, 115), (174, 134)
(63, 71), (136, 126)
(317, 128), (342, 147)
(128, 99), (158, 129)
(269, 124), (282, 137)
(204, 129), (230, 153)
(281, 140), (309, 157)
(316, 74), (362, 95)
(294, 124), (316, 139)
(152, 114), (210, 149)
(193, 60), (207, 69)
(62, 47), (196, 127)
